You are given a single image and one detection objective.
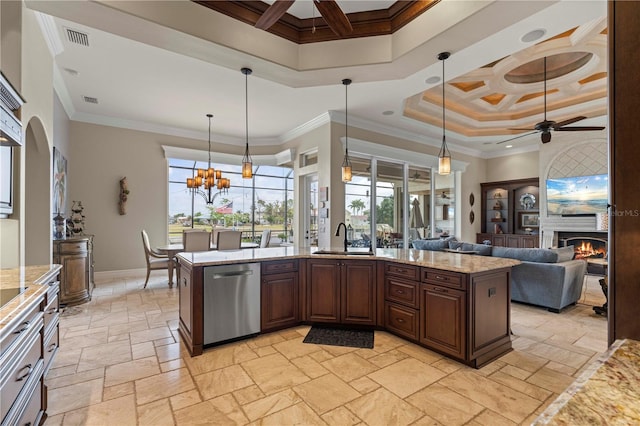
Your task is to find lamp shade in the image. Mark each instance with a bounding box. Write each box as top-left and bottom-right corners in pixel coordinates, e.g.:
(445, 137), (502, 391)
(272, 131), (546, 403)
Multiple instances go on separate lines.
(438, 155), (451, 175)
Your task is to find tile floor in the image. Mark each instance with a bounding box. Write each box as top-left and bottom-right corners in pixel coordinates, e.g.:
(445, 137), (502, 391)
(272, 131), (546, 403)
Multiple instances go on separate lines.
(44, 273), (608, 425)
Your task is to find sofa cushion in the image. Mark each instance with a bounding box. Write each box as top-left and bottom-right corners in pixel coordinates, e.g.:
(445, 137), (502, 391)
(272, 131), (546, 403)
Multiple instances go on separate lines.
(550, 245), (575, 262)
(413, 237), (457, 251)
(491, 246), (558, 263)
(448, 240), (463, 250)
(461, 242), (493, 256)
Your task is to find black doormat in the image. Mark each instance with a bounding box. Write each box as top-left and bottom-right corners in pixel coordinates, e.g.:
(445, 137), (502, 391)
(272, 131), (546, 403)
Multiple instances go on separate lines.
(303, 326), (374, 349)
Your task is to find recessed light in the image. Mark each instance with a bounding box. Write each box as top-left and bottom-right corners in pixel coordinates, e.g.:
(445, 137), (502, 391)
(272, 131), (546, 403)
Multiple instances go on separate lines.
(521, 29), (546, 43)
(382, 110), (394, 116)
(425, 76), (441, 85)
(505, 145), (513, 148)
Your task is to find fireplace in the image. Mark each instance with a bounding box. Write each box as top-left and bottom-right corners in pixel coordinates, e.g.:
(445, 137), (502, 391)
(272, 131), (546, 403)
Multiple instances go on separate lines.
(558, 231), (607, 274)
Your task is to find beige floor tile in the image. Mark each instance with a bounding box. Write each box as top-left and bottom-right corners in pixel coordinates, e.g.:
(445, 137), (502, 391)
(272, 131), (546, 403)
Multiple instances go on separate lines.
(242, 352), (310, 394)
(526, 366), (575, 394)
(273, 337), (323, 359)
(499, 363), (532, 380)
(89, 312), (131, 328)
(545, 360), (578, 376)
(45, 367), (104, 390)
(174, 399), (246, 425)
(396, 343), (443, 365)
(346, 387), (424, 426)
(47, 378), (105, 416)
(371, 331), (407, 353)
(104, 356), (160, 387)
(194, 364), (254, 400)
(245, 332), (286, 349)
(254, 401), (326, 426)
(138, 398), (175, 426)
(136, 367), (196, 405)
(60, 330), (109, 351)
(184, 341), (258, 375)
(367, 348), (410, 368)
(254, 345), (278, 357)
(438, 369), (540, 424)
(349, 376), (380, 394)
(499, 350), (548, 373)
(318, 343), (359, 357)
(430, 357), (463, 374)
(156, 341), (181, 363)
(309, 349), (336, 363)
(293, 374), (361, 415)
(45, 364), (77, 380)
(103, 381), (134, 401)
(407, 383), (484, 426)
(526, 342), (591, 369)
(291, 354), (330, 378)
(161, 358), (186, 372)
(60, 394), (137, 426)
(77, 340), (132, 372)
(368, 358), (445, 398)
(242, 389), (302, 421)
(169, 389), (202, 411)
(411, 414), (444, 425)
(129, 326), (173, 344)
(468, 409), (516, 426)
(132, 341), (157, 360)
(489, 370), (552, 401)
(205, 394), (250, 424)
(233, 384), (266, 405)
(321, 352), (379, 382)
(321, 406), (361, 425)
(63, 325), (109, 339)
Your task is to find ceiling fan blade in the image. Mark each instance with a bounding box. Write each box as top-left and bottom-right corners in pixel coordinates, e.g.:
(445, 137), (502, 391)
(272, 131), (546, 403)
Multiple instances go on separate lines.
(553, 116), (587, 128)
(508, 127), (536, 131)
(314, 0), (353, 36)
(255, 0), (295, 30)
(496, 131), (538, 144)
(555, 126), (606, 131)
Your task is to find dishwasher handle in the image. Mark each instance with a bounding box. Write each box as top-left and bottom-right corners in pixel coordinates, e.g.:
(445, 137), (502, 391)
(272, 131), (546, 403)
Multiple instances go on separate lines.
(210, 270), (255, 279)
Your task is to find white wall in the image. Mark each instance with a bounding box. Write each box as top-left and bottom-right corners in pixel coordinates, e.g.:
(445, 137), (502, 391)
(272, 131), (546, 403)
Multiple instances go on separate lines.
(486, 150), (539, 183)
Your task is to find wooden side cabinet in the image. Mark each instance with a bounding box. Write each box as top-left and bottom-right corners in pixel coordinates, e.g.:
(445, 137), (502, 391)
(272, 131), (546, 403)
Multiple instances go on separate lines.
(53, 236), (94, 306)
(261, 260), (299, 332)
(306, 259), (376, 325)
(419, 283), (466, 359)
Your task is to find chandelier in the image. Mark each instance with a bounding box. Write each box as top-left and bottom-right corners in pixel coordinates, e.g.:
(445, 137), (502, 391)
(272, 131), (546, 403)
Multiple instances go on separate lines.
(186, 114), (230, 203)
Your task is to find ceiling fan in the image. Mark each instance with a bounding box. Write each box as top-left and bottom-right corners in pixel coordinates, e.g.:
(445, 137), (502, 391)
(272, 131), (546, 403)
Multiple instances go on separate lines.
(498, 56), (605, 145)
(255, 0), (353, 37)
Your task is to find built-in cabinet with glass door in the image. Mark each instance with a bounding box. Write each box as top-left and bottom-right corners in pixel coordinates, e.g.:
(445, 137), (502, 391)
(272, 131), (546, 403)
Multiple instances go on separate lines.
(477, 178), (539, 248)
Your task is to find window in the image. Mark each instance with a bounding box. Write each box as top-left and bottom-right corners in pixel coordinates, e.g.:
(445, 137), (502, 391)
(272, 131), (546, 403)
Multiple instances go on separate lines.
(168, 159), (293, 244)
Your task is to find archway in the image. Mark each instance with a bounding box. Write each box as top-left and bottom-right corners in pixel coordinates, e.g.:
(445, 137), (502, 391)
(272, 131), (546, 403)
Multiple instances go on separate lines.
(24, 117), (51, 265)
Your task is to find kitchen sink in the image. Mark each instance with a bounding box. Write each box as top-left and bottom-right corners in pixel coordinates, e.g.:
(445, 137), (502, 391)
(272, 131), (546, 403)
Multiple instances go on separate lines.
(312, 250), (375, 256)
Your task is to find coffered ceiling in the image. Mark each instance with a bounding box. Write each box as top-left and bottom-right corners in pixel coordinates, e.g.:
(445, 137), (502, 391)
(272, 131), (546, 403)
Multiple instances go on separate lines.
(25, 0), (608, 157)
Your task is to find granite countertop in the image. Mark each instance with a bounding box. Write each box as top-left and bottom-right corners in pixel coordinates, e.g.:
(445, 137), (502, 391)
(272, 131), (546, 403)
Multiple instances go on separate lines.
(534, 338), (640, 425)
(177, 247), (520, 274)
(0, 264), (62, 331)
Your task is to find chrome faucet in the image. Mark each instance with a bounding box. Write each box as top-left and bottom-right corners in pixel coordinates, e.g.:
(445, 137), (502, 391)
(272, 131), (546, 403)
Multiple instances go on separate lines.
(335, 222), (348, 252)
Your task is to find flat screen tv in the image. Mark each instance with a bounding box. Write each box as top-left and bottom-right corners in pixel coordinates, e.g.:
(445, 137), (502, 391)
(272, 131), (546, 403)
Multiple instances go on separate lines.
(546, 174), (608, 215)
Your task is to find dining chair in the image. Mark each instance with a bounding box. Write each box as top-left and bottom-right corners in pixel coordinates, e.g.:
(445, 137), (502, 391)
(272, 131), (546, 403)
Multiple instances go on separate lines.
(183, 228), (206, 246)
(211, 227), (231, 246)
(141, 230), (171, 288)
(183, 230), (211, 252)
(216, 230), (242, 250)
(260, 229), (271, 248)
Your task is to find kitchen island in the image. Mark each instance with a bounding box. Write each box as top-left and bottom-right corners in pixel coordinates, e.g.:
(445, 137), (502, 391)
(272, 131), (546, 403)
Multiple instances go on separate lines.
(176, 247), (520, 368)
(0, 264), (61, 426)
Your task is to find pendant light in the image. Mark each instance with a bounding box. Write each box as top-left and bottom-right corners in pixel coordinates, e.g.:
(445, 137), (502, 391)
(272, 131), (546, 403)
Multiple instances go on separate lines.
(341, 78), (352, 182)
(437, 51), (451, 175)
(186, 114), (229, 203)
(241, 67), (253, 179)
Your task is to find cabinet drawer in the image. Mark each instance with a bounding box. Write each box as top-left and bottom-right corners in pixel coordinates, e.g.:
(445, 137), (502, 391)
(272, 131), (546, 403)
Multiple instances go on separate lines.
(385, 262), (419, 280)
(0, 323), (43, 421)
(385, 302), (419, 341)
(43, 326), (59, 374)
(56, 241), (88, 253)
(422, 269), (465, 290)
(0, 304), (41, 358)
(385, 278), (418, 308)
(16, 374), (43, 426)
(262, 260), (298, 275)
(43, 293), (59, 336)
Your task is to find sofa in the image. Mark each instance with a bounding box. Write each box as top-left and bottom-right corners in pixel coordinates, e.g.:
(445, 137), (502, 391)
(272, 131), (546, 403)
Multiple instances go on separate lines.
(412, 239), (587, 312)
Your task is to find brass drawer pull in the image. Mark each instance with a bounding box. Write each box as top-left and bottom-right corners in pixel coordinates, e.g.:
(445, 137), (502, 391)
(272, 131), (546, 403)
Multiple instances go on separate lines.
(395, 289), (405, 294)
(396, 318), (405, 323)
(435, 275), (449, 281)
(48, 343), (58, 353)
(433, 287), (448, 293)
(16, 364), (33, 381)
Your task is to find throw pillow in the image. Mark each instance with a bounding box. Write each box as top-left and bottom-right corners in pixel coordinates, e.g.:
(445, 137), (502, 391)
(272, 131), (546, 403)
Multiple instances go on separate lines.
(551, 245), (576, 262)
(449, 240), (463, 250)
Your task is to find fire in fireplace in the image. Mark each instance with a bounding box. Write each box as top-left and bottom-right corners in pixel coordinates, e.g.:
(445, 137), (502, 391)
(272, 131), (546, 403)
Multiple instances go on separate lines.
(573, 240), (607, 259)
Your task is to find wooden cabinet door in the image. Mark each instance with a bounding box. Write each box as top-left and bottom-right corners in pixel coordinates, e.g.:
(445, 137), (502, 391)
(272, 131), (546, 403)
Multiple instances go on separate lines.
(179, 264), (192, 334)
(307, 260), (340, 323)
(520, 235), (538, 248)
(261, 272), (299, 331)
(492, 234), (506, 247)
(420, 283), (466, 359)
(341, 260), (376, 325)
(506, 235), (520, 248)
(60, 254), (89, 304)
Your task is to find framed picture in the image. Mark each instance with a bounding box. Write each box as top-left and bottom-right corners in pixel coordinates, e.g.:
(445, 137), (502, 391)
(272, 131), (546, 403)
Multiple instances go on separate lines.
(53, 147), (67, 214)
(519, 211), (539, 229)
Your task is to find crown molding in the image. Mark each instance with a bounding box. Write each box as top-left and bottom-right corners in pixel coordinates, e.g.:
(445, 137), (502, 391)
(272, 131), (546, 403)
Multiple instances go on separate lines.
(279, 112), (331, 143)
(34, 11), (64, 56)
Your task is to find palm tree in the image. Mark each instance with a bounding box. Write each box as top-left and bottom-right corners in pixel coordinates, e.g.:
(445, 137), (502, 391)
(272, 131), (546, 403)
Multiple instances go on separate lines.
(349, 199), (366, 215)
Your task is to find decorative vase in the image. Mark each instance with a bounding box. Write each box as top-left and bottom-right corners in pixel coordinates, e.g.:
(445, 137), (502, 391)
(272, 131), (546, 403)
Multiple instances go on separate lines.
(70, 201), (86, 236)
(53, 213), (66, 240)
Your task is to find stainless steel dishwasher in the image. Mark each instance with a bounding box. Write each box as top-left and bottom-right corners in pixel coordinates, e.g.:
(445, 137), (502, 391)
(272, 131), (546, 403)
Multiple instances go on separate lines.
(203, 262), (261, 346)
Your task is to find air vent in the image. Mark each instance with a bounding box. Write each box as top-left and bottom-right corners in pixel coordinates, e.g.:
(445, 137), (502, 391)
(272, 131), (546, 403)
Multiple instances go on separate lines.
(65, 28), (89, 46)
(83, 96), (98, 104)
